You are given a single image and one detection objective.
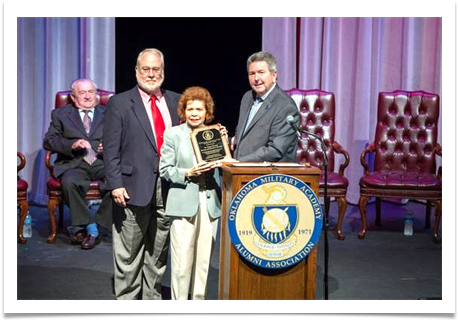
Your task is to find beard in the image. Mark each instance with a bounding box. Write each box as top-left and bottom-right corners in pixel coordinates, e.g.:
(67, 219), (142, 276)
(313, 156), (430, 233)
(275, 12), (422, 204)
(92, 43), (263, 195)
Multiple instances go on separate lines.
(136, 73), (164, 95)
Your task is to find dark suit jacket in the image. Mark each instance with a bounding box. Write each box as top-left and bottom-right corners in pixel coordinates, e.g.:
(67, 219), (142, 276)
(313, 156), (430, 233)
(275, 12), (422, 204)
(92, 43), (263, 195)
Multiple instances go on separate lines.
(43, 104), (105, 178)
(233, 84), (300, 162)
(103, 86), (180, 207)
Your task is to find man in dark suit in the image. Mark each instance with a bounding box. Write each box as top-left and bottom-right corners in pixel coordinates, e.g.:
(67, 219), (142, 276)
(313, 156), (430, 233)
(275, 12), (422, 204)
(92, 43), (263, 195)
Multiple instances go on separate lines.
(233, 51), (300, 162)
(103, 48), (180, 300)
(43, 78), (111, 250)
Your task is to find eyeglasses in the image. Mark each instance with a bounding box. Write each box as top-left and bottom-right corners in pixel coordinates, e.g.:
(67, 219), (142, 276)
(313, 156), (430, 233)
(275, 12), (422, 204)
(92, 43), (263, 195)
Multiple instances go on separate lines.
(138, 67), (162, 75)
(76, 90), (96, 96)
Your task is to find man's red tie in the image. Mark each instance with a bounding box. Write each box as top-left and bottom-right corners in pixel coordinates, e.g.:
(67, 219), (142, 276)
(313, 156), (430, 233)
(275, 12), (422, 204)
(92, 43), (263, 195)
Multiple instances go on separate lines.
(150, 95), (166, 156)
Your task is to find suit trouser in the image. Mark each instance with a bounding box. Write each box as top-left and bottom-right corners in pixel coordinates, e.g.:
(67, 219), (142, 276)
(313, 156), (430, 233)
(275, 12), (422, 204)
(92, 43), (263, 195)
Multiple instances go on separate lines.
(112, 178), (171, 300)
(170, 191), (218, 300)
(60, 160), (110, 228)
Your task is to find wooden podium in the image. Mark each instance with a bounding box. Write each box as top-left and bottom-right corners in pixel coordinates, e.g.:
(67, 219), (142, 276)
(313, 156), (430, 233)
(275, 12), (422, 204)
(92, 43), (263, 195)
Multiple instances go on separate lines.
(218, 163), (321, 300)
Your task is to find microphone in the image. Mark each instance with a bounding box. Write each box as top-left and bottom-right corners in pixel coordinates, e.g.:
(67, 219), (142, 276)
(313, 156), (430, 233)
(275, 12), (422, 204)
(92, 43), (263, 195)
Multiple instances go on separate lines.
(286, 115), (321, 140)
(286, 115), (301, 138)
(285, 114), (300, 136)
(286, 114), (296, 125)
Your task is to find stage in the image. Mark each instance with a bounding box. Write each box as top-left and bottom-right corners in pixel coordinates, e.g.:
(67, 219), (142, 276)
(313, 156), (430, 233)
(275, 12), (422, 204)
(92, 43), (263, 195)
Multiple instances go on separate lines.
(17, 199), (441, 300)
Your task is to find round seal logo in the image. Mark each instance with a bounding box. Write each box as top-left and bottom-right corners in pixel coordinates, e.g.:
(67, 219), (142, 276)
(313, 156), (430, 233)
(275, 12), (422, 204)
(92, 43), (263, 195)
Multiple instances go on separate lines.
(202, 130), (214, 141)
(228, 174), (323, 269)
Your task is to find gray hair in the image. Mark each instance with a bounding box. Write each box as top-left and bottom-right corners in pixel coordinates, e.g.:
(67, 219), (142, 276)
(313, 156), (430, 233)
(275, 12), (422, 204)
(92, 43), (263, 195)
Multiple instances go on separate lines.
(136, 48), (165, 68)
(247, 51), (277, 73)
(70, 78), (98, 93)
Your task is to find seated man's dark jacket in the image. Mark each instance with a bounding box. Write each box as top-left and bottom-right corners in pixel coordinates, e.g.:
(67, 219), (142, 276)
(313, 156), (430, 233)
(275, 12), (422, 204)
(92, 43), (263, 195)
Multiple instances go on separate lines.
(43, 104), (105, 178)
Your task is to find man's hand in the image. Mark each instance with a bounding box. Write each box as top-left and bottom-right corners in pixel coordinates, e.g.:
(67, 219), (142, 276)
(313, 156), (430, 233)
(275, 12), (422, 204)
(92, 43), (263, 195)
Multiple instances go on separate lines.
(72, 139), (92, 150)
(219, 157), (238, 164)
(230, 137), (235, 151)
(111, 187), (130, 207)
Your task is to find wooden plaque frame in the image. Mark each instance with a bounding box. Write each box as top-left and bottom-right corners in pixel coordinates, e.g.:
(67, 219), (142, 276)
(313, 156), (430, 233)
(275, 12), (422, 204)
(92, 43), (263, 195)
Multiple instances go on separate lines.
(190, 124), (231, 164)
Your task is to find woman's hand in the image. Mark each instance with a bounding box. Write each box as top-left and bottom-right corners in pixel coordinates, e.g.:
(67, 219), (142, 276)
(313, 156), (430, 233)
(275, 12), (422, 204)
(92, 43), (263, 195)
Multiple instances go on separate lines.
(218, 123), (228, 140)
(186, 161), (213, 177)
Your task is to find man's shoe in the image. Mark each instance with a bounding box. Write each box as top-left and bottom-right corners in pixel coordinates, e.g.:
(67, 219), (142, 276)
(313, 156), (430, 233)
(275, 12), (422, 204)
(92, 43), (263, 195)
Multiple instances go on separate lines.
(70, 231), (87, 245)
(81, 234), (101, 250)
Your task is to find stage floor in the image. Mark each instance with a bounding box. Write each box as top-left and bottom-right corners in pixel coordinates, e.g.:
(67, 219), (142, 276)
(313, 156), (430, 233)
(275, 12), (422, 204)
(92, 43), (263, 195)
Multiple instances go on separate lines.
(17, 199), (442, 300)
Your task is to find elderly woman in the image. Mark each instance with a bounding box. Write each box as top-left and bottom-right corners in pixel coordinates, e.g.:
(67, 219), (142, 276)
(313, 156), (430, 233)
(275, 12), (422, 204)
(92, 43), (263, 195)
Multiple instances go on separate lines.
(159, 86), (229, 300)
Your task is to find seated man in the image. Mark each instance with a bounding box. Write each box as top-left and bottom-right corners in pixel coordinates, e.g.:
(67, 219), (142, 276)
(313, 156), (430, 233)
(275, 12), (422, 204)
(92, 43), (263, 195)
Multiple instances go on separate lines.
(43, 78), (111, 249)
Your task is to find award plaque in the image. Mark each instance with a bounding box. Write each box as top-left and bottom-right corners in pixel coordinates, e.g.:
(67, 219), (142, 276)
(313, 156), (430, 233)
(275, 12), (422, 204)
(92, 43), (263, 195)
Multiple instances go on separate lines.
(190, 124), (231, 163)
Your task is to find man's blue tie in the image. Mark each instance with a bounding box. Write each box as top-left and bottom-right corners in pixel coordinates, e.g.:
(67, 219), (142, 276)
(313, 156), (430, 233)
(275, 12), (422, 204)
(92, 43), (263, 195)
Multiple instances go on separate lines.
(243, 97), (263, 134)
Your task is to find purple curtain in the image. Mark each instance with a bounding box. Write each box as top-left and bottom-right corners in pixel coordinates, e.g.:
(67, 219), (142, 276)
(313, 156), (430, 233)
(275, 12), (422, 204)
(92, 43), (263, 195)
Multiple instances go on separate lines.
(263, 17), (442, 204)
(17, 17), (115, 204)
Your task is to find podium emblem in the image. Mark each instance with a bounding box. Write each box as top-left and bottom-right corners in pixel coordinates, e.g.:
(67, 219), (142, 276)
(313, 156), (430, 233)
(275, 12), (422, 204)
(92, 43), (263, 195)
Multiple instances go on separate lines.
(228, 174), (323, 269)
(253, 205), (298, 244)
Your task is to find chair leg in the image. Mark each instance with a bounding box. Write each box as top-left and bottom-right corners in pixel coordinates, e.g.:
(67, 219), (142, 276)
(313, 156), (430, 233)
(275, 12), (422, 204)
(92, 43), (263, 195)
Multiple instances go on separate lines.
(432, 200), (442, 243)
(17, 200), (29, 244)
(336, 196), (347, 240)
(425, 200), (432, 229)
(358, 195), (369, 239)
(58, 201), (64, 229)
(47, 198), (59, 244)
(375, 197), (381, 226)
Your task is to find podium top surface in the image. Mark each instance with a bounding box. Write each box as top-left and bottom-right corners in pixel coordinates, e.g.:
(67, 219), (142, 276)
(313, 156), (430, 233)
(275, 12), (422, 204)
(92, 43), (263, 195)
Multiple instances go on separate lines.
(222, 162), (321, 175)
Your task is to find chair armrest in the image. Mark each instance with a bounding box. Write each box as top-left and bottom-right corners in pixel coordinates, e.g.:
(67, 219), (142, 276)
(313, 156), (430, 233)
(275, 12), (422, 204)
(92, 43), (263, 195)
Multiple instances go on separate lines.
(17, 152), (26, 173)
(360, 142), (376, 175)
(45, 150), (56, 179)
(434, 143), (442, 178)
(434, 143), (442, 157)
(332, 141), (350, 175)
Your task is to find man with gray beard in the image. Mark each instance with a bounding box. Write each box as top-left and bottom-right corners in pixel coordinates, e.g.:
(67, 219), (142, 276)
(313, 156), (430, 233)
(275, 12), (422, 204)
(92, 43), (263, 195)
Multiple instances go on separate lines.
(103, 48), (180, 299)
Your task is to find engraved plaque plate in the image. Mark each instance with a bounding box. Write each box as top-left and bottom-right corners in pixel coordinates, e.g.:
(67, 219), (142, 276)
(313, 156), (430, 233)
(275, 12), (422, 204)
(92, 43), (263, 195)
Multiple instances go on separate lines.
(190, 124), (231, 163)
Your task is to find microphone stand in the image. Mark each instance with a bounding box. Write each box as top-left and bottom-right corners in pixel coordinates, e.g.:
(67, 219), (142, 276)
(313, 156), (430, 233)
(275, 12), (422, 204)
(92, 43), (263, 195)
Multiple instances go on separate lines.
(294, 127), (330, 300)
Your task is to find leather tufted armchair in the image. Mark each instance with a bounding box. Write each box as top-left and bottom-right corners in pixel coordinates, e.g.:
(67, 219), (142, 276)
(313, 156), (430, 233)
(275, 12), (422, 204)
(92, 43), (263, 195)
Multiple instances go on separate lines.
(286, 89), (350, 240)
(45, 89), (114, 243)
(18, 151), (29, 244)
(358, 90), (442, 242)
